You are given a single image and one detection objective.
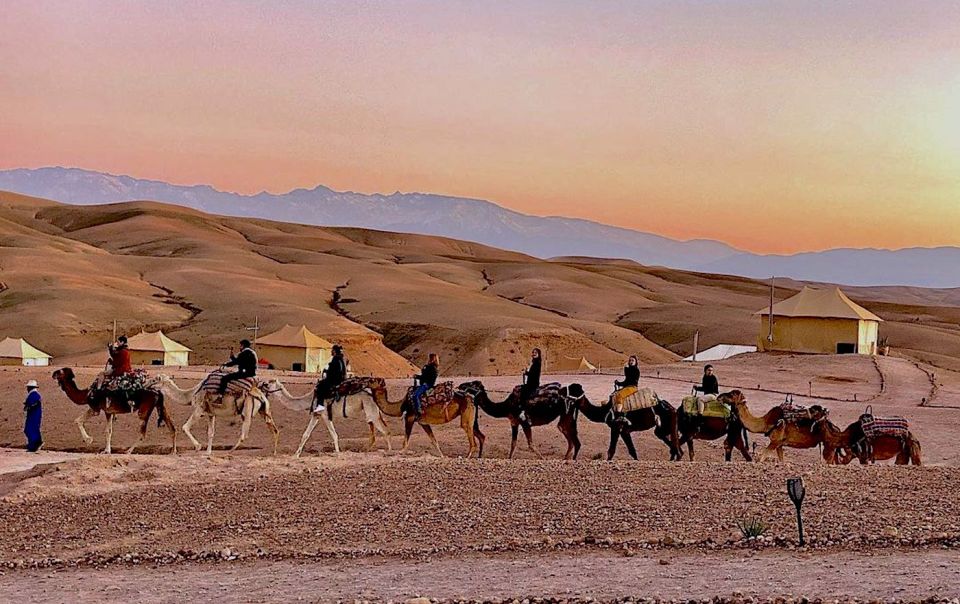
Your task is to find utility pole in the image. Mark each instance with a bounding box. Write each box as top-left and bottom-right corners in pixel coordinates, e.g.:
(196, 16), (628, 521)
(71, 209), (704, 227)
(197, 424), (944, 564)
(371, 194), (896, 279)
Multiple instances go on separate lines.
(245, 316), (261, 348)
(112, 319), (117, 342)
(767, 277), (775, 343)
(692, 330), (700, 361)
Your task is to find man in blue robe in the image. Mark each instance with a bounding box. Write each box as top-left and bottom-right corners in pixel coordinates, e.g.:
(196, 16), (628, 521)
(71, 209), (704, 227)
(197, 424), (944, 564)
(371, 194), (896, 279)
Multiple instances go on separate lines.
(24, 379), (43, 452)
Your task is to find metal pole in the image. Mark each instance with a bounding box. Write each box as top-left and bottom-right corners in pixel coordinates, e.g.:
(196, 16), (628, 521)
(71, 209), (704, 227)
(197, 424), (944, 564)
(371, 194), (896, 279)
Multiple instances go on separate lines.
(767, 277), (775, 342)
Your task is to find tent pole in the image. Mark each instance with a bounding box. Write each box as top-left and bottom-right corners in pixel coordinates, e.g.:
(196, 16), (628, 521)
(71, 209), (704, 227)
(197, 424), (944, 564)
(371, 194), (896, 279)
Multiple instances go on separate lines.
(767, 277), (775, 342)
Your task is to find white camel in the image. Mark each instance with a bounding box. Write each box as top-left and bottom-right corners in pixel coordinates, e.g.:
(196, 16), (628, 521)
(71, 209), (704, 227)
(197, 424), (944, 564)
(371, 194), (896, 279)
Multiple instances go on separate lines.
(263, 377), (392, 458)
(156, 374), (279, 455)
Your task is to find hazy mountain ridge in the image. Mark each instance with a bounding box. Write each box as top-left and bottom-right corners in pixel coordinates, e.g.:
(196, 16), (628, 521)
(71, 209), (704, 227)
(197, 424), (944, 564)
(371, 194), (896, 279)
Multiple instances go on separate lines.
(1, 166), (957, 287)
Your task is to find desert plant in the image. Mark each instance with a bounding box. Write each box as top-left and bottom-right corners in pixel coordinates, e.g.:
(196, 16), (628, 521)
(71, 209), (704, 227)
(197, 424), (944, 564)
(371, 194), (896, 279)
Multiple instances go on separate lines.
(736, 516), (769, 539)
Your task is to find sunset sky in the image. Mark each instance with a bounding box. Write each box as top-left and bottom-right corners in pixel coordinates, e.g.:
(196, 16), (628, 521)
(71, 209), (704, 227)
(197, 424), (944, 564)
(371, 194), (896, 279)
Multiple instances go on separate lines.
(1, 1), (958, 254)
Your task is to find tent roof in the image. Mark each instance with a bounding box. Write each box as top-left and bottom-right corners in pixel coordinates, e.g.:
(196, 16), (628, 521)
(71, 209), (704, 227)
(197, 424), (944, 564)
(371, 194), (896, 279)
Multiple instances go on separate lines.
(126, 330), (192, 353)
(683, 344), (756, 362)
(754, 286), (882, 321)
(0, 337), (52, 359)
(257, 325), (333, 349)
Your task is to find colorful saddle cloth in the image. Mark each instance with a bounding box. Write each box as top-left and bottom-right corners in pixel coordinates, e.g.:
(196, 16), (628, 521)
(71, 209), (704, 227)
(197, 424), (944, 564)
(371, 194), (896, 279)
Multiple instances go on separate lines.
(200, 370), (257, 398)
(779, 402), (811, 423)
(613, 386), (659, 413)
(98, 369), (156, 407)
(408, 381), (457, 410)
(861, 416), (910, 440)
(682, 395), (730, 419)
(333, 377), (369, 398)
(510, 382), (563, 405)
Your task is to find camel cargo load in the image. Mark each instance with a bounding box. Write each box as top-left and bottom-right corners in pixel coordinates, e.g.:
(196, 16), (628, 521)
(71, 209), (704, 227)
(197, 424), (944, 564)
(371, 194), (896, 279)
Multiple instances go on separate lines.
(756, 286), (882, 355)
(612, 386), (659, 413)
(126, 330), (191, 366)
(256, 324), (333, 373)
(0, 337), (52, 366)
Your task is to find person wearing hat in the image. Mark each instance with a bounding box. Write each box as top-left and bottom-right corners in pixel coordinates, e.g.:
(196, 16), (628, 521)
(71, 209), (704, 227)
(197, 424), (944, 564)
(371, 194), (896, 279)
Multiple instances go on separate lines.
(23, 379), (43, 453)
(314, 345), (348, 412)
(219, 339), (258, 395)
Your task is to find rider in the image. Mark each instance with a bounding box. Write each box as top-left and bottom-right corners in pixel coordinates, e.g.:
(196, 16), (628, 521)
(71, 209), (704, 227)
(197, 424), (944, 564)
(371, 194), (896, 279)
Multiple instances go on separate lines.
(615, 355), (640, 390)
(694, 364), (719, 396)
(219, 339), (258, 395)
(517, 348), (542, 423)
(410, 353), (439, 418)
(107, 335), (133, 379)
(314, 344), (347, 412)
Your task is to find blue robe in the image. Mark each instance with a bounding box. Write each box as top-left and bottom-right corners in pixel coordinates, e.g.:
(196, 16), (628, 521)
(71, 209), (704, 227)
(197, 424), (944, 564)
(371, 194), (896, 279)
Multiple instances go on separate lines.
(24, 390), (42, 452)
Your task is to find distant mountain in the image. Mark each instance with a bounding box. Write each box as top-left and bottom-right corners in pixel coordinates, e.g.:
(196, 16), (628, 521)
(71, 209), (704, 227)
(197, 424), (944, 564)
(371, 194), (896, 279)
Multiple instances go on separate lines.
(1, 166), (957, 288)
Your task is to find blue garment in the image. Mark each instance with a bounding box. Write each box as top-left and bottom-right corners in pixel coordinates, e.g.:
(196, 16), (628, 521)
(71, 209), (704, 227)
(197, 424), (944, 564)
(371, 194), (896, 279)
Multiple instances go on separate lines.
(24, 390), (42, 452)
(412, 384), (430, 414)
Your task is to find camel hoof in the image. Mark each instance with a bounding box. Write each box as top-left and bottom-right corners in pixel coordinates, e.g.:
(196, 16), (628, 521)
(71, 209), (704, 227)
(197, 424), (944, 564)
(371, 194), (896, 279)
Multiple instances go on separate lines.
(83, 437), (94, 445)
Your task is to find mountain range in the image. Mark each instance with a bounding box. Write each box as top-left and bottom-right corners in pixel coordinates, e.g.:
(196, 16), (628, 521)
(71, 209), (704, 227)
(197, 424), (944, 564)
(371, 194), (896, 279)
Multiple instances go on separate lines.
(1, 166), (957, 288)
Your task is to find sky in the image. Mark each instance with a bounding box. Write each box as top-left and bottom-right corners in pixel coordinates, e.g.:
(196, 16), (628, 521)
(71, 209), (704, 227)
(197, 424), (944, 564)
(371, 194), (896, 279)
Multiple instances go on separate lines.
(1, 1), (958, 254)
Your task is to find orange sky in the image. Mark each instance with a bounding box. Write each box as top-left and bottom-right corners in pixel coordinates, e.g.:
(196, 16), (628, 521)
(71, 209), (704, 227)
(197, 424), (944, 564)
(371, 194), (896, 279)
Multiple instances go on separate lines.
(1, 1), (958, 254)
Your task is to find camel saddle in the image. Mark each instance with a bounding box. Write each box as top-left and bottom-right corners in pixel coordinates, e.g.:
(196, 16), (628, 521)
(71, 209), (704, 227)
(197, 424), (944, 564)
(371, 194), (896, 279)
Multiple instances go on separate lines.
(200, 370), (257, 398)
(612, 386), (658, 413)
(779, 401), (811, 423)
(96, 369), (155, 408)
(408, 381), (457, 410)
(860, 416), (910, 440)
(682, 395), (730, 420)
(510, 382), (563, 406)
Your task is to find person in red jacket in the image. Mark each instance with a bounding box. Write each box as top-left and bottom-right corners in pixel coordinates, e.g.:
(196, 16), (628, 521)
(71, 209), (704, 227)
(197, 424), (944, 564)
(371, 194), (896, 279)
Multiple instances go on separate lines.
(107, 335), (133, 377)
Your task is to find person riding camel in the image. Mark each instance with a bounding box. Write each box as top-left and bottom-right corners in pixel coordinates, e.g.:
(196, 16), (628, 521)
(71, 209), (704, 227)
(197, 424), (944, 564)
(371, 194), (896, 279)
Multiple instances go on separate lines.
(692, 364), (720, 419)
(313, 344), (347, 412)
(410, 353), (439, 418)
(107, 335), (133, 378)
(615, 356), (640, 390)
(518, 348), (542, 423)
(219, 339), (258, 395)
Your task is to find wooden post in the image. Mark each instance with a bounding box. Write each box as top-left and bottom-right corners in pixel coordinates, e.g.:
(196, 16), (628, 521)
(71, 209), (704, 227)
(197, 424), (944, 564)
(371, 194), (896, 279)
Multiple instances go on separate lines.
(767, 277), (775, 343)
(692, 330), (699, 362)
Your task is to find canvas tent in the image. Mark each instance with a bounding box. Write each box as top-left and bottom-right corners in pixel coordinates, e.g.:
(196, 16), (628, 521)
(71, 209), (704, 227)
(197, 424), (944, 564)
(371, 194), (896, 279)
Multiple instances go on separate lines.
(553, 355), (598, 373)
(683, 344), (757, 362)
(0, 337), (52, 366)
(256, 325), (333, 373)
(756, 286), (882, 355)
(126, 330), (191, 366)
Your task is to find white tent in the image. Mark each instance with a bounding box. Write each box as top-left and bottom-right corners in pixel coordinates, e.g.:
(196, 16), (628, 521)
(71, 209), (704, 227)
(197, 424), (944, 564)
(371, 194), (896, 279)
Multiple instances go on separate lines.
(683, 344), (756, 362)
(0, 337), (52, 366)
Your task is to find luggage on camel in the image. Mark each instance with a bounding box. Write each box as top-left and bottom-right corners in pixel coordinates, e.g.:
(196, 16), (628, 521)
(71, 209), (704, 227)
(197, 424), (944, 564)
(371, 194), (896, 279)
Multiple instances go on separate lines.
(201, 369), (257, 399)
(96, 369), (155, 408)
(612, 386), (659, 414)
(682, 394), (730, 420)
(778, 401), (811, 423)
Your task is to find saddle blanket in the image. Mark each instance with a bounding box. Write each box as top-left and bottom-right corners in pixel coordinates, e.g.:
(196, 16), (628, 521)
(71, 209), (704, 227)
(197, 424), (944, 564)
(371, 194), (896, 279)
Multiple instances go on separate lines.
(510, 382), (562, 402)
(200, 370), (257, 397)
(779, 402), (810, 422)
(861, 417), (910, 440)
(98, 369), (155, 407)
(682, 395), (730, 419)
(613, 386), (659, 413)
(416, 381), (456, 409)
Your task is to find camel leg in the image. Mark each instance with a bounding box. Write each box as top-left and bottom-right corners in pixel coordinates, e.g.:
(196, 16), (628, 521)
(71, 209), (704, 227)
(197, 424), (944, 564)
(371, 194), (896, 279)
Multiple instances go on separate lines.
(76, 407), (97, 445)
(262, 411), (280, 456)
(686, 438), (695, 462)
(127, 415), (148, 455)
(182, 405), (204, 451)
(420, 424), (444, 458)
(162, 405), (178, 455)
(508, 423), (520, 459)
(103, 414), (115, 454)
(206, 415), (216, 454)
(621, 431), (639, 461)
(559, 414), (580, 461)
(374, 412), (392, 451)
(295, 415), (321, 458)
(401, 416), (415, 452)
(523, 423), (544, 459)
(232, 400), (255, 452)
(320, 414), (340, 454)
(606, 426), (620, 460)
(460, 410), (477, 459)
(367, 422), (376, 450)
(474, 420), (486, 459)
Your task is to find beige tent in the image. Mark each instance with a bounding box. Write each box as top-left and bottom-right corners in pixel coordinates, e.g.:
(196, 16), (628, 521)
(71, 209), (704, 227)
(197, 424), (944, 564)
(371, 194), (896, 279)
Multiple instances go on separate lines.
(0, 337), (52, 366)
(256, 325), (333, 373)
(126, 330), (191, 366)
(554, 355), (598, 373)
(756, 286), (882, 355)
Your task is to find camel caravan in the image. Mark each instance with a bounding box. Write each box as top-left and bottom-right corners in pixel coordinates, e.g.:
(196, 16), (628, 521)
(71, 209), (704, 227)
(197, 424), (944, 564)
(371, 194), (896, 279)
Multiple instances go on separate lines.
(46, 337), (922, 465)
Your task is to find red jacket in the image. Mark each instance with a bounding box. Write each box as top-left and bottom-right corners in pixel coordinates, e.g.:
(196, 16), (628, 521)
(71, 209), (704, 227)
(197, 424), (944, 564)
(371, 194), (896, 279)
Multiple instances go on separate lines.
(110, 345), (133, 376)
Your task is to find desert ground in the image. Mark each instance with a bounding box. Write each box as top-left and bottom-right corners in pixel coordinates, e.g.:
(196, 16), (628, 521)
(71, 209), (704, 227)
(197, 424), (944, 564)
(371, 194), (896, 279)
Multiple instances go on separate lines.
(1, 352), (959, 602)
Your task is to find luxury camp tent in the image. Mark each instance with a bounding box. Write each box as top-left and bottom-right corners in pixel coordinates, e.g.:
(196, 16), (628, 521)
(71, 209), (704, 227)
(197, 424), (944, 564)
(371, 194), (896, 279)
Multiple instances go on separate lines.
(256, 325), (333, 373)
(0, 337), (52, 366)
(756, 286), (882, 355)
(126, 330), (192, 366)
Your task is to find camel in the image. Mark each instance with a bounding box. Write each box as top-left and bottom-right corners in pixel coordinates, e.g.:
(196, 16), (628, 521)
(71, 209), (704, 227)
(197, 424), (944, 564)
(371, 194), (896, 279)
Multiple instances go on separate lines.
(727, 391), (825, 461)
(458, 380), (583, 459)
(155, 374), (278, 455)
(573, 390), (681, 461)
(364, 378), (483, 458)
(831, 417), (922, 465)
(261, 377), (392, 457)
(676, 392), (751, 462)
(809, 410), (858, 464)
(51, 368), (176, 454)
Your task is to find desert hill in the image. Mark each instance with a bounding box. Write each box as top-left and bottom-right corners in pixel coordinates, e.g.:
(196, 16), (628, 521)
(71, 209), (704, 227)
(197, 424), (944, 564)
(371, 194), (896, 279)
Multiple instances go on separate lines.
(2, 191), (959, 375)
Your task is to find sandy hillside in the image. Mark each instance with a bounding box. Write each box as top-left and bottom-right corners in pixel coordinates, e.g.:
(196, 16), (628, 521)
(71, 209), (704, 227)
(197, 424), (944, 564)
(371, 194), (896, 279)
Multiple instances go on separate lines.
(3, 191), (960, 378)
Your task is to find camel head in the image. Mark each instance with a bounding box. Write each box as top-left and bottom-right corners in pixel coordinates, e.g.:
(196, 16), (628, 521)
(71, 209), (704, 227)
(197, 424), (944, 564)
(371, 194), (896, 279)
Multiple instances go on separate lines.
(807, 404), (830, 426)
(719, 389), (746, 407)
(52, 367), (76, 386)
(457, 380), (485, 398)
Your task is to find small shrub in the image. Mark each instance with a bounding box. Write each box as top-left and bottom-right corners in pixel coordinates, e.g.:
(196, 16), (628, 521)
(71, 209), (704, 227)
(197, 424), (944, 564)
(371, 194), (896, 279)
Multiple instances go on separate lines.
(736, 516), (769, 539)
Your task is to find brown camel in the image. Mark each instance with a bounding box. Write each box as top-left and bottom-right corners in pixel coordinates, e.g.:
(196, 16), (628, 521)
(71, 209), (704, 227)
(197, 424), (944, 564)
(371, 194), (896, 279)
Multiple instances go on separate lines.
(676, 391), (751, 462)
(52, 368), (177, 454)
(363, 378), (484, 458)
(458, 380), (582, 459)
(728, 391), (825, 461)
(834, 418), (922, 465)
(809, 410), (858, 464)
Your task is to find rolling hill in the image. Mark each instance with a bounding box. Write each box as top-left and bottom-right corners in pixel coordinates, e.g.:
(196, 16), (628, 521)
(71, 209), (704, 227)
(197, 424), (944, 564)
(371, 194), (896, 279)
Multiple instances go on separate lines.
(1, 190), (959, 376)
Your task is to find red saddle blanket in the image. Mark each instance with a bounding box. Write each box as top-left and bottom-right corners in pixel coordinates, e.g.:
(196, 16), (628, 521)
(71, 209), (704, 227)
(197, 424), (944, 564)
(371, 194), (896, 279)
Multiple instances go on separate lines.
(861, 417), (910, 439)
(407, 381), (456, 409)
(200, 370), (257, 397)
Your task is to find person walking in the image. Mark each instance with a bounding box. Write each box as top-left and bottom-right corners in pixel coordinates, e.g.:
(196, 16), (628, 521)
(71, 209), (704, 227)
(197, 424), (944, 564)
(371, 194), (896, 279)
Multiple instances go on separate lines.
(23, 379), (43, 453)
